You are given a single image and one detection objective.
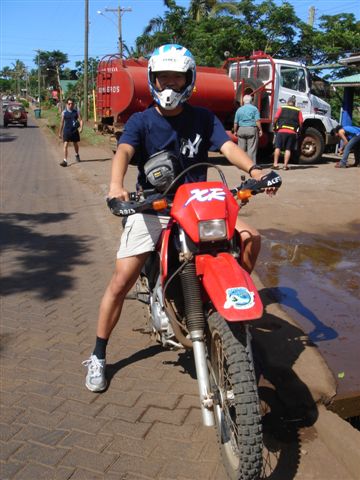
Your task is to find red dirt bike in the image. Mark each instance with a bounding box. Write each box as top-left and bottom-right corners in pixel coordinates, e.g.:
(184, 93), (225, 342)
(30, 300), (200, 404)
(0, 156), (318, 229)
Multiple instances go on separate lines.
(108, 163), (282, 480)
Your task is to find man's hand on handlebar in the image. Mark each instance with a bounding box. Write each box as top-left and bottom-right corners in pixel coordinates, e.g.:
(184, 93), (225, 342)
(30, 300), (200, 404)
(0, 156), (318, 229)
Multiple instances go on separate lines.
(107, 185), (129, 201)
(250, 168), (278, 196)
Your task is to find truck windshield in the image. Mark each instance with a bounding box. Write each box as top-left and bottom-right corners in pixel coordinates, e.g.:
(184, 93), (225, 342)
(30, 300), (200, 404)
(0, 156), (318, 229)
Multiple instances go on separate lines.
(229, 64), (270, 82)
(230, 65), (249, 81)
(280, 66), (307, 92)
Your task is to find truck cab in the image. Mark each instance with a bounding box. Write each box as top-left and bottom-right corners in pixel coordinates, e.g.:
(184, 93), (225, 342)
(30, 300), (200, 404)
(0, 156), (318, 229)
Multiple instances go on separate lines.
(227, 52), (338, 164)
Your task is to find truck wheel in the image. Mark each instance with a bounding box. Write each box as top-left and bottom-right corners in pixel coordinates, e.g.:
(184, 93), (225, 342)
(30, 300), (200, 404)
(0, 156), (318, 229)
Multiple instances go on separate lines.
(299, 127), (325, 164)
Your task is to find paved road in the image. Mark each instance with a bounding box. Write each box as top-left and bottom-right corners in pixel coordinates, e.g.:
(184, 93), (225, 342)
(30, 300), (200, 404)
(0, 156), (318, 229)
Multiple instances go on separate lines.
(1, 113), (358, 479)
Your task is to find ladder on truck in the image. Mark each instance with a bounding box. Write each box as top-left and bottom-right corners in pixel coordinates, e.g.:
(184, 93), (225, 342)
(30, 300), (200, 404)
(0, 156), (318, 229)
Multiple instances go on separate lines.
(222, 51), (276, 126)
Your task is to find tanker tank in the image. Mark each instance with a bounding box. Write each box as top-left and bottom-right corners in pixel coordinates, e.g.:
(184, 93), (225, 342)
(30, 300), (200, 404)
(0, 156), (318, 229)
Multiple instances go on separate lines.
(96, 55), (237, 133)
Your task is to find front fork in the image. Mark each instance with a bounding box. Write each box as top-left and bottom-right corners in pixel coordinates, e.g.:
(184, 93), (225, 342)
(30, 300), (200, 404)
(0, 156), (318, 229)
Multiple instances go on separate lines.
(179, 228), (215, 427)
(191, 334), (215, 427)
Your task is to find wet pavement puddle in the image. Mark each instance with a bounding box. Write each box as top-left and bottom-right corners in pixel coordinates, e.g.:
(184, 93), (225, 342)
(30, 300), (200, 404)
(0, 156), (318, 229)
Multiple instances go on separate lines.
(256, 229), (360, 401)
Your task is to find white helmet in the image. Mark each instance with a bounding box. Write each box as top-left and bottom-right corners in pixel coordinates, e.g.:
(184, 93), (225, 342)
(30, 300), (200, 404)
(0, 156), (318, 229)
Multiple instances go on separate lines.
(148, 44), (196, 110)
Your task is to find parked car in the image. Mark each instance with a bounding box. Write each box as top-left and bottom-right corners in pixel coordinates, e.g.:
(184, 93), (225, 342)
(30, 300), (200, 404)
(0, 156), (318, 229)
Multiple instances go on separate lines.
(2, 101), (10, 112)
(4, 103), (28, 127)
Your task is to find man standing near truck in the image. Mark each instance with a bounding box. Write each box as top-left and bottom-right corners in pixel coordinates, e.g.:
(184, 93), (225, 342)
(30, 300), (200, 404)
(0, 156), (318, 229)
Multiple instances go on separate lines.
(272, 95), (303, 170)
(234, 95), (263, 163)
(333, 124), (360, 168)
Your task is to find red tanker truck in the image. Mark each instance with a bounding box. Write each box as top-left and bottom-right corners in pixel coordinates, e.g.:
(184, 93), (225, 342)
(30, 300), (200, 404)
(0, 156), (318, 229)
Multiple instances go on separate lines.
(96, 51), (338, 163)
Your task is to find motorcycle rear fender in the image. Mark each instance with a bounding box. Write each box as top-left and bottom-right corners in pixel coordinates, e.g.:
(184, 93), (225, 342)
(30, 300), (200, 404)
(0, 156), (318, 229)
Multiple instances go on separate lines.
(196, 252), (263, 321)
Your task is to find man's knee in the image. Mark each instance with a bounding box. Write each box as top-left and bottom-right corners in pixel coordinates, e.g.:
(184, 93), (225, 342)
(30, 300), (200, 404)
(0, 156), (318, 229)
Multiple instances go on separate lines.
(239, 227), (261, 247)
(109, 269), (131, 296)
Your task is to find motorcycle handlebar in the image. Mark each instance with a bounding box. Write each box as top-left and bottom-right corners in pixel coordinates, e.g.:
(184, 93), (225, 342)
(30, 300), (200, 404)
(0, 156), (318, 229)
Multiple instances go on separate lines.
(230, 170), (282, 196)
(107, 170), (282, 217)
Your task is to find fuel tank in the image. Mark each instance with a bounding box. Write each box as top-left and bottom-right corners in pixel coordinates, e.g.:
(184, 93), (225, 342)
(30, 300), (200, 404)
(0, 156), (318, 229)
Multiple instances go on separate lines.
(96, 55), (237, 127)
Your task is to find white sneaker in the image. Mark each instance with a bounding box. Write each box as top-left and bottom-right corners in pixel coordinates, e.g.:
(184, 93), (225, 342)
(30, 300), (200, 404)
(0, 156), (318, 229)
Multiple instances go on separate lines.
(82, 354), (107, 392)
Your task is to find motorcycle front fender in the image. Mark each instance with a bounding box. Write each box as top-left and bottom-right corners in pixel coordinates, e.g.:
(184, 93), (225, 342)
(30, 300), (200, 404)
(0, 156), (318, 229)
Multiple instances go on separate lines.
(196, 252), (263, 322)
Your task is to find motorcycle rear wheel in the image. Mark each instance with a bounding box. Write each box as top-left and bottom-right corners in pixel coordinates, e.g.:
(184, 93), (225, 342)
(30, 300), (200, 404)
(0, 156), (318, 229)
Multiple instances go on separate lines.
(207, 313), (262, 480)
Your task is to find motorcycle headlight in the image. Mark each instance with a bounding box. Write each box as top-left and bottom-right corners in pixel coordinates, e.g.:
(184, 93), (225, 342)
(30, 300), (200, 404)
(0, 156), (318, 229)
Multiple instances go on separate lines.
(199, 220), (227, 242)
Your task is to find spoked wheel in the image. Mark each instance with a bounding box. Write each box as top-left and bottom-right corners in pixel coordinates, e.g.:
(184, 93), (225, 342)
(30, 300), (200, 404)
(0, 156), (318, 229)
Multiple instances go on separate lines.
(207, 313), (262, 480)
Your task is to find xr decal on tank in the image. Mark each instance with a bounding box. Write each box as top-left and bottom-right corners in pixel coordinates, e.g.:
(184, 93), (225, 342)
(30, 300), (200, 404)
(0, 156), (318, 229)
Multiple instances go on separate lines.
(224, 287), (255, 310)
(184, 187), (226, 206)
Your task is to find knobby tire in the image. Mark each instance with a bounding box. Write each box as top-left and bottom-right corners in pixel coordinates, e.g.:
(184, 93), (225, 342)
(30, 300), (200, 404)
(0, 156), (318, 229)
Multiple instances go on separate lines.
(207, 313), (262, 480)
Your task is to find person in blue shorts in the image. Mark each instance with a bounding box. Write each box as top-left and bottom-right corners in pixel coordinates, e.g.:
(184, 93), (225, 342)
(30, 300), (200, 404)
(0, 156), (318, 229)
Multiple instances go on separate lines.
(58, 98), (83, 167)
(82, 44), (273, 392)
(332, 124), (360, 168)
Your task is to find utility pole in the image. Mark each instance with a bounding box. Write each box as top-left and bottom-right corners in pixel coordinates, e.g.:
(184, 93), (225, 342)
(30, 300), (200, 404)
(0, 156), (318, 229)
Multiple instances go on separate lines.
(84, 0), (89, 121)
(118, 4), (122, 58)
(25, 69), (29, 98)
(35, 49), (41, 108)
(308, 6), (315, 27)
(55, 65), (63, 104)
(103, 3), (132, 58)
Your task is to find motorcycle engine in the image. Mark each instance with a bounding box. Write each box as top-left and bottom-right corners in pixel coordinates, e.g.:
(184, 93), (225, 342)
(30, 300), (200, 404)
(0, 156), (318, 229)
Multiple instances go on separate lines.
(150, 286), (179, 348)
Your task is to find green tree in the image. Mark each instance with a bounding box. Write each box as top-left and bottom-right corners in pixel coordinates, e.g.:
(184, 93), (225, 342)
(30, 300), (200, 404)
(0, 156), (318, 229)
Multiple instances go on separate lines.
(137, 0), (302, 65)
(315, 14), (360, 66)
(0, 66), (15, 94)
(135, 3), (187, 56)
(0, 61), (27, 95)
(33, 50), (69, 96)
(289, 13), (360, 75)
(74, 57), (100, 91)
(189, 0), (239, 21)
(0, 66), (14, 80)
(11, 60), (26, 95)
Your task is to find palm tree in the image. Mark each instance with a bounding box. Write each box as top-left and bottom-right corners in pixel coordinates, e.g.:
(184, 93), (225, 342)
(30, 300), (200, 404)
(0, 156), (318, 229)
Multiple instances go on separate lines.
(189, 0), (238, 21)
(0, 66), (13, 79)
(138, 1), (186, 56)
(11, 60), (26, 95)
(143, 16), (166, 35)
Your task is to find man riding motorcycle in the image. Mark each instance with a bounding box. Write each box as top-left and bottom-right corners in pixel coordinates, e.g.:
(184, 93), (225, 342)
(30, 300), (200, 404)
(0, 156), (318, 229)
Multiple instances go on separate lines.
(83, 44), (274, 392)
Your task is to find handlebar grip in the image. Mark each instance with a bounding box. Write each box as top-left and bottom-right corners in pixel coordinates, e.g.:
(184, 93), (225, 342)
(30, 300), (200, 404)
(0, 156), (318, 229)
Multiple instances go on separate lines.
(107, 197), (139, 216)
(232, 170), (282, 196)
(254, 170), (282, 191)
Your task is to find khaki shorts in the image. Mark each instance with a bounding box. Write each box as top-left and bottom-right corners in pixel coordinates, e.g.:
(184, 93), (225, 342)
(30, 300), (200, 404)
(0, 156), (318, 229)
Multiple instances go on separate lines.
(116, 213), (170, 259)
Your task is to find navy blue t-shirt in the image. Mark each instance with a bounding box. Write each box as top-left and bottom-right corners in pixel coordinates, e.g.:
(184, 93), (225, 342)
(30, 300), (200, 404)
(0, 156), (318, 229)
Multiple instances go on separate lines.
(119, 104), (230, 189)
(63, 108), (79, 134)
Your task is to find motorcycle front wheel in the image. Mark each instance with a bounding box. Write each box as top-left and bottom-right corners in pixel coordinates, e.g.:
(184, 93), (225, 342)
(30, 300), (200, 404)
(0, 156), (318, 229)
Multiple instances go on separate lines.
(207, 313), (262, 480)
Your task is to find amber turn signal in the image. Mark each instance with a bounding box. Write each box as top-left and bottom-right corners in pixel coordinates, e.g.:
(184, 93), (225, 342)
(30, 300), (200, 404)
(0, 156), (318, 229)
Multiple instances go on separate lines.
(152, 199), (168, 210)
(237, 190), (252, 201)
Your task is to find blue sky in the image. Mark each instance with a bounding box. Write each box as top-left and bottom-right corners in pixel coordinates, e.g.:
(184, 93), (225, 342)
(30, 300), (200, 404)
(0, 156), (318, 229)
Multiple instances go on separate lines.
(1, 0), (359, 71)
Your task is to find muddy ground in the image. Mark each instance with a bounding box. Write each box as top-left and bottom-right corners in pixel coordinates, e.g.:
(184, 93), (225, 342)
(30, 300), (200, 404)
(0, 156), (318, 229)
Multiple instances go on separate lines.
(208, 154), (360, 413)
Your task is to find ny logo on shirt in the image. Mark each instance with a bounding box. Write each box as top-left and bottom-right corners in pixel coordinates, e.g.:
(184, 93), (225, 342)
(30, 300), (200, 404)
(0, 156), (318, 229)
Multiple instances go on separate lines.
(181, 134), (202, 158)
